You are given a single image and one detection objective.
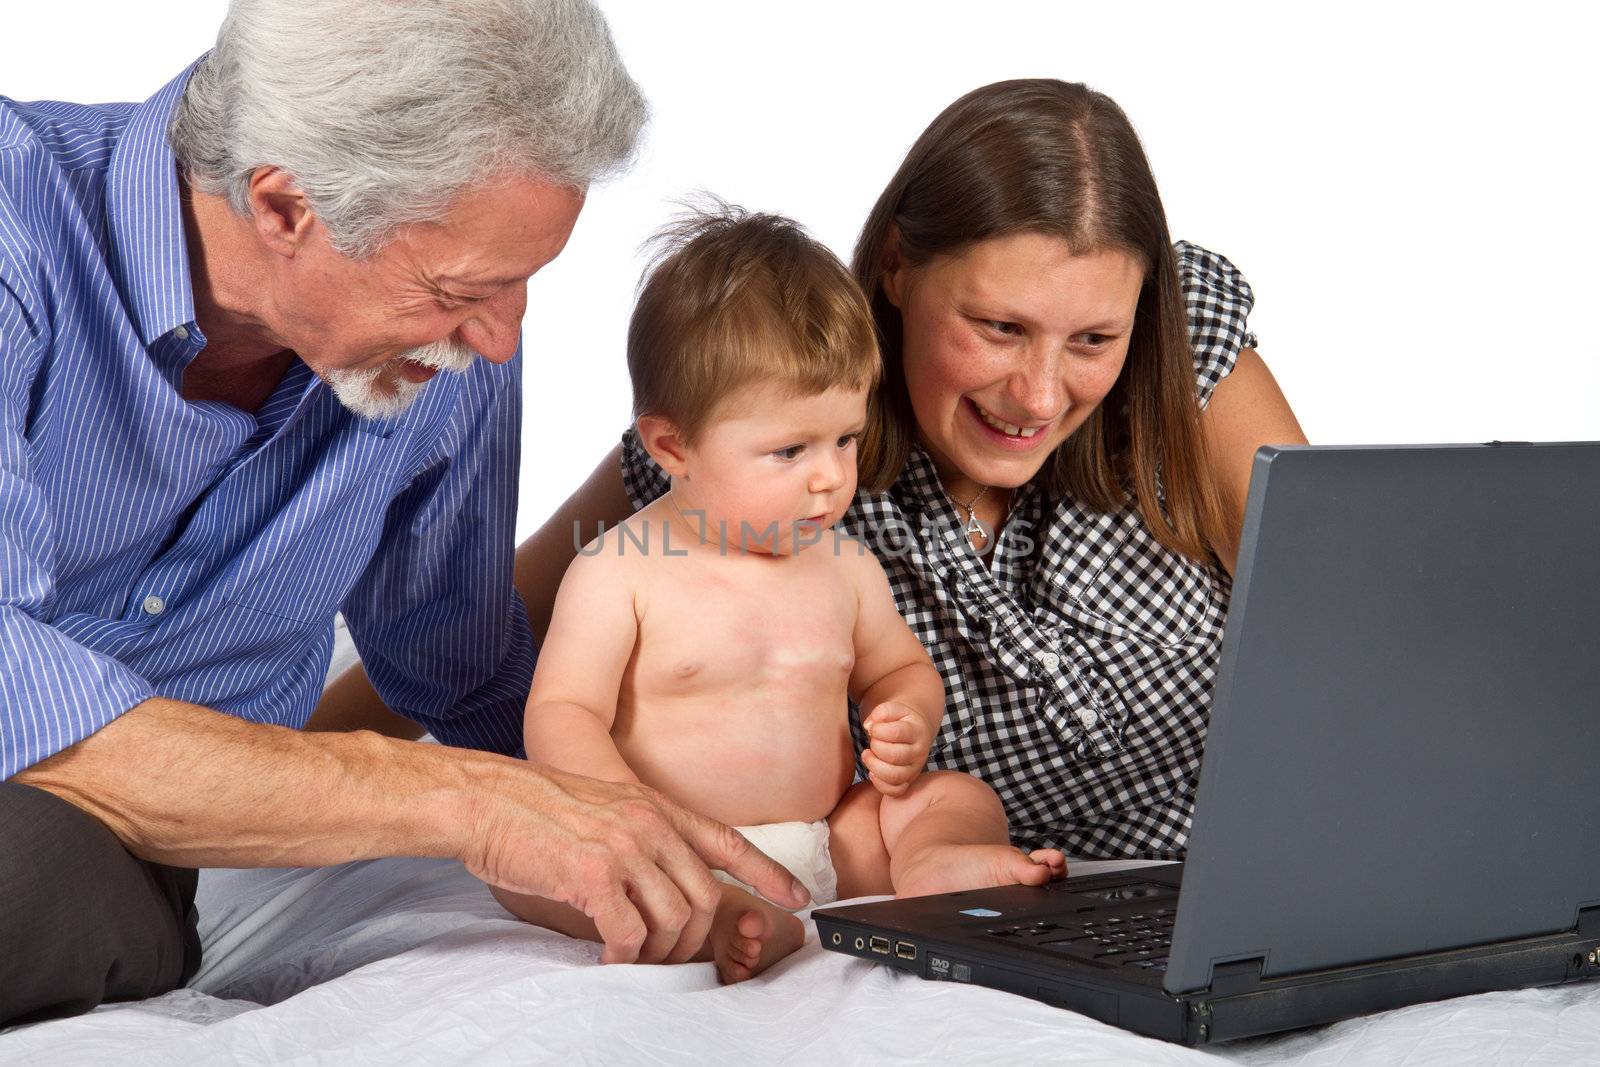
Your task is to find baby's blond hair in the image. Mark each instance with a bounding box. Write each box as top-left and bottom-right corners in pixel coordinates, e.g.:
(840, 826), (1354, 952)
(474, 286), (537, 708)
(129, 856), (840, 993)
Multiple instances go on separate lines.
(627, 202), (881, 443)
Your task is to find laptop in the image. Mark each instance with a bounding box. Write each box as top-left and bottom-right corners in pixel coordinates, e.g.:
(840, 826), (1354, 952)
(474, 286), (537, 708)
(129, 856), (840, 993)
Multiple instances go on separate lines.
(815, 442), (1600, 1045)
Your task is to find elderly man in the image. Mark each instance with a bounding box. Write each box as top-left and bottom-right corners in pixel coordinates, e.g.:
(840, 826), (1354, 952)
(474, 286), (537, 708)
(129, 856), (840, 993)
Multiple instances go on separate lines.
(0, 0), (807, 1025)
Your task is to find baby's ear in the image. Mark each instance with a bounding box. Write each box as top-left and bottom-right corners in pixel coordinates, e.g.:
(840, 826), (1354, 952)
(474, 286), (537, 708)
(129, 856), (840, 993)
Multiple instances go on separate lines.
(636, 414), (692, 478)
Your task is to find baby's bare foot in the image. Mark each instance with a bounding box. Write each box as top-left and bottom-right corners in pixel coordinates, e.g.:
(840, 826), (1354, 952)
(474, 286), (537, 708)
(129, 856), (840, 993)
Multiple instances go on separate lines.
(1028, 848), (1069, 881)
(707, 888), (806, 985)
(893, 844), (1069, 899)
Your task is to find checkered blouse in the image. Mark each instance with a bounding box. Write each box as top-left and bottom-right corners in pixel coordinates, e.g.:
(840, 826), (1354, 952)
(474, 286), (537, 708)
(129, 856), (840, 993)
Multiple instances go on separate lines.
(620, 241), (1257, 859)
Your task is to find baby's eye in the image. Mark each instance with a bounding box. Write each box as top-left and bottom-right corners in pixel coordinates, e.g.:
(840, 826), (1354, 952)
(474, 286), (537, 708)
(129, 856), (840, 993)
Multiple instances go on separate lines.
(837, 433), (859, 449)
(773, 445), (805, 461)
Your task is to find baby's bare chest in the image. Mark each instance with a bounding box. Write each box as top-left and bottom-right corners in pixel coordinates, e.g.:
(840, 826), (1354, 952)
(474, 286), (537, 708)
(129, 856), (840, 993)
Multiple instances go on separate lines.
(632, 556), (859, 693)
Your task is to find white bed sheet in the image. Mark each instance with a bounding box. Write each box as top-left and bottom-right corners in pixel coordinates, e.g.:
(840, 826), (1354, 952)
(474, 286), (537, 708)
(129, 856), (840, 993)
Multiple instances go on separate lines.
(5, 854), (1599, 1066)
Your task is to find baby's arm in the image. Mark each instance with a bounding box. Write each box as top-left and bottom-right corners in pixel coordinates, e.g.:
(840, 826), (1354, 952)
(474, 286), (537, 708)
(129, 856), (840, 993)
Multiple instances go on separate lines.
(492, 542), (645, 939)
(522, 544), (641, 784)
(846, 547), (945, 797)
(505, 541), (801, 975)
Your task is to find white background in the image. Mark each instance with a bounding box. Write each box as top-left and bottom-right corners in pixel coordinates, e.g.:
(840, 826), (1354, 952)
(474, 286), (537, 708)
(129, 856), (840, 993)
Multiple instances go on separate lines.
(5, 1), (1596, 540)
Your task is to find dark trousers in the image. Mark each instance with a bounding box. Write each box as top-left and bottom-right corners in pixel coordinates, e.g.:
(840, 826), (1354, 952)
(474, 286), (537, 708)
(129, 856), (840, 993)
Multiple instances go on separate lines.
(0, 780), (201, 1027)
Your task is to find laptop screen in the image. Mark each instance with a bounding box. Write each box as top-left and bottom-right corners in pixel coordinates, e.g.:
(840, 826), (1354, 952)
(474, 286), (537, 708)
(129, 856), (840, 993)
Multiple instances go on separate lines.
(1166, 443), (1600, 995)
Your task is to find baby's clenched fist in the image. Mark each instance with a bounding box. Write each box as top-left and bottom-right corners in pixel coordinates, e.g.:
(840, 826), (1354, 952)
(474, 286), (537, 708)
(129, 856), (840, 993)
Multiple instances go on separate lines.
(860, 700), (933, 797)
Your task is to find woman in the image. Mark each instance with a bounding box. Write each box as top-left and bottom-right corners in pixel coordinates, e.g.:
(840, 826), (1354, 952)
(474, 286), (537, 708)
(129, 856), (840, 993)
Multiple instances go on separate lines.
(318, 78), (1304, 861)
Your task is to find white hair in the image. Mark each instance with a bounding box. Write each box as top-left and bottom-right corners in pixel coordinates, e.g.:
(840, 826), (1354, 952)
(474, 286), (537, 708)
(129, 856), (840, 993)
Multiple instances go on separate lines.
(170, 0), (646, 257)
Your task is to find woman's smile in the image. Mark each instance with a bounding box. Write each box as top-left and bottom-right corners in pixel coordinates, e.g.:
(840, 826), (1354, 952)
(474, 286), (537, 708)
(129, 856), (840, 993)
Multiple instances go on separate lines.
(965, 397), (1055, 451)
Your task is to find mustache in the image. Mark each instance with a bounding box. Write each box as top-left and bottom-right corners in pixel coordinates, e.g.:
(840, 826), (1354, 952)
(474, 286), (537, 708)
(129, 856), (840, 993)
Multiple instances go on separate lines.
(398, 338), (477, 372)
(320, 339), (478, 420)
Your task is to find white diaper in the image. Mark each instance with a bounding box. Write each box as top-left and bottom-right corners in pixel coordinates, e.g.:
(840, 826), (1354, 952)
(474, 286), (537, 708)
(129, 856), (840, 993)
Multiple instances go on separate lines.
(713, 819), (839, 908)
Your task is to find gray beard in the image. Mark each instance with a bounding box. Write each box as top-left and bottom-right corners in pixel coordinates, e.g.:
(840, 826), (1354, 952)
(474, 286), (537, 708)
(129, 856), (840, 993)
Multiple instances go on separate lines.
(322, 338), (478, 420)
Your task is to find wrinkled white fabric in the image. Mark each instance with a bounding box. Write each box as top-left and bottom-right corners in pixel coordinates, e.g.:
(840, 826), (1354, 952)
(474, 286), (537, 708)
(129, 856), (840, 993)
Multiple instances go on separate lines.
(714, 819), (839, 908)
(7, 620), (1597, 1063)
(4, 855), (1598, 1066)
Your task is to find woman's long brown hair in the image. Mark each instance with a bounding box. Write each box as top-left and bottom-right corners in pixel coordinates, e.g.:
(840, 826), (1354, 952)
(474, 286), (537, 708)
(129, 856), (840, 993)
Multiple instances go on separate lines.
(852, 79), (1228, 562)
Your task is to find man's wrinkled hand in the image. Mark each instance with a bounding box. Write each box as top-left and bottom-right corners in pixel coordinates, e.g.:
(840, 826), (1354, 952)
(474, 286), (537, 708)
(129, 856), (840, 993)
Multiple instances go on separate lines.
(463, 764), (810, 965)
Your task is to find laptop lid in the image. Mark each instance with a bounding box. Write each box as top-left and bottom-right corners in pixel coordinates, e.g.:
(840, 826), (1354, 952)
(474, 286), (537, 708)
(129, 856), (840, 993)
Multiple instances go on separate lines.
(1165, 443), (1600, 995)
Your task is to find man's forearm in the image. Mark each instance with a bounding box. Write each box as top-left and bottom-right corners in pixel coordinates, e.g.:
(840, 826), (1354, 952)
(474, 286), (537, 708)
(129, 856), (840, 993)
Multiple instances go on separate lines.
(11, 692), (814, 967)
(12, 697), (499, 868)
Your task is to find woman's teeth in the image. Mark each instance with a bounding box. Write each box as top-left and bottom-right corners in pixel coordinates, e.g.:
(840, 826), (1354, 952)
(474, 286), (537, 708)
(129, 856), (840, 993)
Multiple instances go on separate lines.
(975, 404), (1042, 438)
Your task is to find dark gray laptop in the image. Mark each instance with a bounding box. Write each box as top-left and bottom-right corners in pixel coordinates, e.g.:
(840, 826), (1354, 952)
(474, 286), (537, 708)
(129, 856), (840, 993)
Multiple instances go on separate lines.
(815, 442), (1600, 1045)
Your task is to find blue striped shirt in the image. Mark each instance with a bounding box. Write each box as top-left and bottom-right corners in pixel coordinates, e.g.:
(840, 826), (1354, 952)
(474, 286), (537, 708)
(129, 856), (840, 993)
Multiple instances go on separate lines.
(0, 68), (534, 779)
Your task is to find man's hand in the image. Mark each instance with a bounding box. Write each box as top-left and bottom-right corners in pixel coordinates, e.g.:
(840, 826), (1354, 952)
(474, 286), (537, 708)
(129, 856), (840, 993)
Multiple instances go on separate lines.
(15, 700), (804, 970)
(859, 700), (932, 798)
(464, 763), (810, 965)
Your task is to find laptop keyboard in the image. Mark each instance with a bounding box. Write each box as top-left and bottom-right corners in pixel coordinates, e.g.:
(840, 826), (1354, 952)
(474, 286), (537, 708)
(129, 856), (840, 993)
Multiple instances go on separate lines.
(984, 907), (1175, 973)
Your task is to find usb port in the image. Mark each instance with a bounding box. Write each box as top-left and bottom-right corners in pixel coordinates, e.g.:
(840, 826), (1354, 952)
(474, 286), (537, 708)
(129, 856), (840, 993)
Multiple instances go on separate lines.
(869, 936), (891, 955)
(895, 941), (917, 960)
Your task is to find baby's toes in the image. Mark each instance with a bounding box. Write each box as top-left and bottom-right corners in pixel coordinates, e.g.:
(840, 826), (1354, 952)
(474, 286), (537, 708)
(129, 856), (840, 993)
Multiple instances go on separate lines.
(716, 956), (752, 985)
(737, 909), (770, 942)
(1028, 848), (1069, 880)
(1003, 848), (1057, 886)
(736, 910), (772, 964)
(731, 935), (761, 967)
(714, 908), (771, 984)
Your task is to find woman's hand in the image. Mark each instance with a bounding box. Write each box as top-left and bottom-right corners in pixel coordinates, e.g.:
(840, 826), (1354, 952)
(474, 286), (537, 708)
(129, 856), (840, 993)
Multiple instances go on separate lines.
(860, 701), (933, 797)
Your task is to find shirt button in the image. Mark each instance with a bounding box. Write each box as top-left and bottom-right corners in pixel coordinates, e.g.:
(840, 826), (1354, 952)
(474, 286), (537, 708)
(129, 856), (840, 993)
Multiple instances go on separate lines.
(142, 595), (166, 616)
(1039, 652), (1061, 672)
(172, 325), (189, 341)
(1078, 708), (1099, 729)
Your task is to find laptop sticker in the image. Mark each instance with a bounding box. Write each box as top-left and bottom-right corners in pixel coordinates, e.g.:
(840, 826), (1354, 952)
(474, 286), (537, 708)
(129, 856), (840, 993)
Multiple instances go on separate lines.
(959, 907), (1003, 917)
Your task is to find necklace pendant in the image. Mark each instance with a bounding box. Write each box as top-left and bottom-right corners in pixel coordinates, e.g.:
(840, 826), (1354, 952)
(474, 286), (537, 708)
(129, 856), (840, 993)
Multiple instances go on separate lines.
(964, 512), (992, 545)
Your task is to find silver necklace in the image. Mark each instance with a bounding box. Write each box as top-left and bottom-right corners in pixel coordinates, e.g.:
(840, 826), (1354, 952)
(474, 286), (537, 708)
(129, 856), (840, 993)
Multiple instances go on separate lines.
(954, 485), (994, 553)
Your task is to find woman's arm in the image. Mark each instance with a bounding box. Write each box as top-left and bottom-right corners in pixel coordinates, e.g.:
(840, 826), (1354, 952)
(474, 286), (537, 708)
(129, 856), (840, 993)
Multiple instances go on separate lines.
(307, 445), (635, 736)
(305, 666), (426, 739)
(513, 444), (635, 646)
(1200, 348), (1308, 573)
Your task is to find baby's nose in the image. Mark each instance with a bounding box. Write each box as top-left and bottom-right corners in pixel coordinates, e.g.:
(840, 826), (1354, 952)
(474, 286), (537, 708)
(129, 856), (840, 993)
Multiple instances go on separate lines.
(810, 459), (846, 493)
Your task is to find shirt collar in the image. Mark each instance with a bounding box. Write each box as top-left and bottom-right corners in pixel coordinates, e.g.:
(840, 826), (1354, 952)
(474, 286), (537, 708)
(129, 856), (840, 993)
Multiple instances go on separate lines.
(105, 61), (202, 349)
(893, 444), (948, 516)
(896, 442), (1047, 515)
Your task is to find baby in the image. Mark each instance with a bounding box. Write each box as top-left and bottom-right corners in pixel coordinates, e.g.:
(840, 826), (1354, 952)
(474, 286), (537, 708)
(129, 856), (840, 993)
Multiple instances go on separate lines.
(492, 208), (1065, 982)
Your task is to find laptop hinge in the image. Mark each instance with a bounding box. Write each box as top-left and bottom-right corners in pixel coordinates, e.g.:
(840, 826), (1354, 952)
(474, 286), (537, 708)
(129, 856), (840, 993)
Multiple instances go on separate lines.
(1578, 904), (1600, 939)
(1207, 957), (1266, 996)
